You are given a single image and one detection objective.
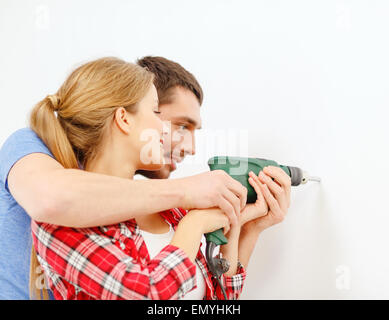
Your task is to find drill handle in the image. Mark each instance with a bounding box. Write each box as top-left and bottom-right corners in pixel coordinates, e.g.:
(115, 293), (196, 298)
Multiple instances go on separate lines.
(205, 228), (228, 245)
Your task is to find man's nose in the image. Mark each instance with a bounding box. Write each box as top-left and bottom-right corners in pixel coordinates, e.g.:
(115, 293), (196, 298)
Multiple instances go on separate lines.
(182, 132), (195, 156)
(190, 134), (196, 155)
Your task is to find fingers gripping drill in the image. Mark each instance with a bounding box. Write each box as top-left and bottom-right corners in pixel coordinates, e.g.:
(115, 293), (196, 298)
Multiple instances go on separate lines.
(205, 156), (321, 299)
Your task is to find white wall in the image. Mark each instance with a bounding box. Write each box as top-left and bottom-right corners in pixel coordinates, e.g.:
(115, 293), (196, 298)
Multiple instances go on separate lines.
(1, 0), (388, 299)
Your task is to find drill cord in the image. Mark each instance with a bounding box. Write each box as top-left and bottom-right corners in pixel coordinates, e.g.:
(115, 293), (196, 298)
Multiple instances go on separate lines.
(206, 241), (229, 300)
(216, 276), (228, 300)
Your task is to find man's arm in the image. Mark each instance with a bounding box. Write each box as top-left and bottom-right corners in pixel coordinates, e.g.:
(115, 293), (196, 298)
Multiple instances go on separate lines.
(8, 153), (247, 227)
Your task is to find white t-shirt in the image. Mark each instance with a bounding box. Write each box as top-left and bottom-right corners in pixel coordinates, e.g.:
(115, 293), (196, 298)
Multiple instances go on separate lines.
(139, 223), (206, 300)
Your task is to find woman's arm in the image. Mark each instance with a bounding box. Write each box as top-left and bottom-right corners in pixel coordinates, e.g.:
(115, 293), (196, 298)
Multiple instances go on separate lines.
(238, 224), (263, 268)
(219, 225), (241, 276)
(171, 208), (230, 261)
(169, 207), (246, 300)
(8, 153), (246, 227)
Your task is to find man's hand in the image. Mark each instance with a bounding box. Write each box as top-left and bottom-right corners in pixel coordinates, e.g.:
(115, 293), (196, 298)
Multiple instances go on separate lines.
(178, 170), (248, 226)
(243, 166), (291, 232)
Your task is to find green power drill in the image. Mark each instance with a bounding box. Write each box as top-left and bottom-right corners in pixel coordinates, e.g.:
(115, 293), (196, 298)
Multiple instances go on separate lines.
(204, 156), (321, 298)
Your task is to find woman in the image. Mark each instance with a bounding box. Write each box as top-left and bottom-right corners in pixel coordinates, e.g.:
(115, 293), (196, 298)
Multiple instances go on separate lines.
(29, 57), (270, 300)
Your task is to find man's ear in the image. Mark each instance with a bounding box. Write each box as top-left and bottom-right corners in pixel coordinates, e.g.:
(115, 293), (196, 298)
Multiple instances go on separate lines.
(113, 107), (132, 134)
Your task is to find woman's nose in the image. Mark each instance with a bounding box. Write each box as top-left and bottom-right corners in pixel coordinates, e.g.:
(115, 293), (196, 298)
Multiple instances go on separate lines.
(162, 122), (169, 138)
(181, 132), (196, 156)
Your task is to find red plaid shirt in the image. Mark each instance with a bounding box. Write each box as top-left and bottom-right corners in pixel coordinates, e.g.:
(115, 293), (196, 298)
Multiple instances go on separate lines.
(31, 208), (246, 300)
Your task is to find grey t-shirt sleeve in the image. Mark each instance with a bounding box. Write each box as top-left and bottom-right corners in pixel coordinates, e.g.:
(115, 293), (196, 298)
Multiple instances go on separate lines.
(0, 128), (54, 193)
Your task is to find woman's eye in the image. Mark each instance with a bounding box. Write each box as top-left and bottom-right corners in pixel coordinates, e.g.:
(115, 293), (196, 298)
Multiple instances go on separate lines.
(154, 111), (161, 114)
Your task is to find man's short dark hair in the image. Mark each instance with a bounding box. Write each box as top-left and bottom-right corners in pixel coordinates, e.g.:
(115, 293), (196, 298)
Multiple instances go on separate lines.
(136, 56), (203, 105)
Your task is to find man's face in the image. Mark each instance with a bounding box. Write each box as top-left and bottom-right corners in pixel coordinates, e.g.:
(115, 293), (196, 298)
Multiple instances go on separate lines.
(154, 86), (202, 179)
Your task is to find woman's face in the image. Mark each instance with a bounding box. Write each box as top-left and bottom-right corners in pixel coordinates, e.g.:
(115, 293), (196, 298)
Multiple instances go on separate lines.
(127, 84), (165, 171)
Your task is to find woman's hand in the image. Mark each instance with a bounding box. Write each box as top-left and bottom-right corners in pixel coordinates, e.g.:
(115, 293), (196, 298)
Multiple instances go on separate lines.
(238, 172), (269, 226)
(242, 166), (291, 232)
(183, 207), (230, 235)
(171, 208), (230, 262)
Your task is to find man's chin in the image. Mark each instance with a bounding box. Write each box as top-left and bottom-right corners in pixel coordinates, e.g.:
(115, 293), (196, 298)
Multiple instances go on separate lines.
(152, 164), (175, 179)
(158, 165), (173, 179)
(136, 162), (177, 179)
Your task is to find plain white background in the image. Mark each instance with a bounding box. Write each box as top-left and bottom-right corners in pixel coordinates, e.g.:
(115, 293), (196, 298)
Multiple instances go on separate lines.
(1, 0), (389, 299)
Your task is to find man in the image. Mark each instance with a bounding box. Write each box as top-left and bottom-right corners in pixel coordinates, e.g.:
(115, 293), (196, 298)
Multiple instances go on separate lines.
(135, 56), (291, 272)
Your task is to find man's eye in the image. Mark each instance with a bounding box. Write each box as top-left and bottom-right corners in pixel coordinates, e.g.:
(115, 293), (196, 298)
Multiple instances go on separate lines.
(178, 125), (187, 130)
(154, 111), (161, 114)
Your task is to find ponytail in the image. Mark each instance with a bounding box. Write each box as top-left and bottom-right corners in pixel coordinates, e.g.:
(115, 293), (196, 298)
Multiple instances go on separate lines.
(30, 95), (78, 169)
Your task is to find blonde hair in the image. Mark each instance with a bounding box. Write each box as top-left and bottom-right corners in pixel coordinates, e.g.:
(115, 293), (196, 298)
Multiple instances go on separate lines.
(28, 57), (154, 299)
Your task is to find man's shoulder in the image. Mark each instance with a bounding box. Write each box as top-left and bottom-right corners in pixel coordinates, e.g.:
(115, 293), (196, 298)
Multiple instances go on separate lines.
(2, 127), (43, 147)
(0, 127), (51, 156)
(0, 128), (53, 192)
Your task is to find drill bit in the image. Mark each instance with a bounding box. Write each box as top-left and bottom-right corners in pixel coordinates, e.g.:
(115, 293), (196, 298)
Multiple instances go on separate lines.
(307, 176), (321, 183)
(301, 171), (321, 184)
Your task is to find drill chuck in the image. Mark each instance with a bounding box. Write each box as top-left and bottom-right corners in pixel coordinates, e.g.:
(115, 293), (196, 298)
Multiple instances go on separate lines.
(287, 166), (304, 186)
